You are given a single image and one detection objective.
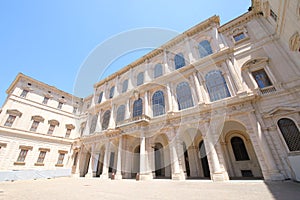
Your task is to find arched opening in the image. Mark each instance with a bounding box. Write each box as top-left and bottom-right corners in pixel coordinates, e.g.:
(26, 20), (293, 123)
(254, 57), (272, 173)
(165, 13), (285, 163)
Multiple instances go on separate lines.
(199, 141), (210, 178)
(183, 142), (190, 177)
(154, 143), (165, 177)
(132, 145), (140, 178)
(82, 151), (91, 177)
(221, 121), (263, 180)
(96, 147), (105, 177)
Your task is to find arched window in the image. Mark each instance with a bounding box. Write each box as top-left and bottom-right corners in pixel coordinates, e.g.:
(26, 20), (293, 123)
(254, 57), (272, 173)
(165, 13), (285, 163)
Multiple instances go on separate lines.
(109, 86), (115, 99)
(133, 98), (143, 117)
(89, 115), (98, 134)
(174, 53), (185, 69)
(122, 80), (128, 93)
(205, 70), (230, 102)
(176, 82), (194, 110)
(231, 137), (250, 161)
(278, 118), (300, 151)
(102, 110), (111, 130)
(137, 72), (144, 86)
(154, 64), (163, 78)
(152, 91), (165, 117)
(199, 40), (213, 58)
(116, 105), (125, 123)
(98, 92), (103, 103)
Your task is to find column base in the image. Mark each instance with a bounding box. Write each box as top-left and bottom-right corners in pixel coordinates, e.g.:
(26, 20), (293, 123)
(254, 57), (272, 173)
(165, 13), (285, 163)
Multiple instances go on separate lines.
(71, 173), (80, 178)
(211, 171), (229, 182)
(85, 173), (93, 178)
(100, 173), (109, 180)
(138, 173), (153, 181)
(114, 173), (123, 180)
(172, 172), (186, 180)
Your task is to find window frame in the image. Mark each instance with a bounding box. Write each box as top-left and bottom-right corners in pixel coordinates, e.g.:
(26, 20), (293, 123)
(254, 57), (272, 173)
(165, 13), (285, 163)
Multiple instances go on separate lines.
(20, 89), (29, 98)
(30, 120), (40, 132)
(137, 72), (144, 86)
(116, 105), (126, 123)
(205, 70), (231, 102)
(102, 110), (111, 130)
(122, 80), (128, 93)
(154, 64), (163, 78)
(152, 90), (165, 117)
(174, 53), (186, 70)
(277, 118), (300, 153)
(176, 82), (194, 110)
(4, 115), (16, 127)
(198, 40), (213, 58)
(133, 98), (143, 117)
(109, 86), (115, 99)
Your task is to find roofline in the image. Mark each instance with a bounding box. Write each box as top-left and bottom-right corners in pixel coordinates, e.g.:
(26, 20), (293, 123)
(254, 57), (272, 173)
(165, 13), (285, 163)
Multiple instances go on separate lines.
(6, 73), (82, 100)
(94, 15), (220, 88)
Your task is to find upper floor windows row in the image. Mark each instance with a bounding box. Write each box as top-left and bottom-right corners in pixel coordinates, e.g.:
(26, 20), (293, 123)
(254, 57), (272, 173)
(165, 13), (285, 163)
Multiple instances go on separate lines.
(18, 89), (78, 113)
(95, 40), (214, 102)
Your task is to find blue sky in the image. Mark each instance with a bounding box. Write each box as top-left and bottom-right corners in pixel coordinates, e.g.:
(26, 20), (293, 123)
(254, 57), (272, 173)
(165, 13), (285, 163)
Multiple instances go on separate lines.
(0, 0), (251, 106)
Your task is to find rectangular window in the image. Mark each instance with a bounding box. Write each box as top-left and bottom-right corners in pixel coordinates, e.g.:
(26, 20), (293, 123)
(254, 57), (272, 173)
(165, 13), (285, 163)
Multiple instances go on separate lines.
(270, 9), (278, 21)
(72, 107), (77, 114)
(233, 33), (246, 42)
(57, 102), (63, 109)
(17, 149), (28, 162)
(30, 120), (40, 132)
(4, 115), (16, 127)
(65, 128), (71, 138)
(36, 151), (47, 163)
(47, 124), (55, 135)
(57, 153), (65, 165)
(42, 97), (49, 104)
(252, 69), (272, 88)
(20, 90), (29, 98)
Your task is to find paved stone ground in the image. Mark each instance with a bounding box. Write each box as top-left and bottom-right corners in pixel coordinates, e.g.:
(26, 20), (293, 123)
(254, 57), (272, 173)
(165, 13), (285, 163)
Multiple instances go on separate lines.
(0, 178), (299, 200)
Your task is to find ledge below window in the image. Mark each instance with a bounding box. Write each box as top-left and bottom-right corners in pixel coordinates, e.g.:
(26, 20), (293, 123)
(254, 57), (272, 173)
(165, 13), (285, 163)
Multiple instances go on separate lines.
(14, 162), (25, 166)
(34, 163), (45, 166)
(55, 164), (64, 167)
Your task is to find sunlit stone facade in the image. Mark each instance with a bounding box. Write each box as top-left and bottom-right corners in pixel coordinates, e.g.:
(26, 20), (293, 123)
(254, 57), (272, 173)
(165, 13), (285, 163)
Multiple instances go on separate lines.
(0, 0), (300, 182)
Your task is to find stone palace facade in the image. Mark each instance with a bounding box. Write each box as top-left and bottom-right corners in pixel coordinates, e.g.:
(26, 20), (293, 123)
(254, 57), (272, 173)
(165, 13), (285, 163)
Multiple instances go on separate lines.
(0, 0), (300, 182)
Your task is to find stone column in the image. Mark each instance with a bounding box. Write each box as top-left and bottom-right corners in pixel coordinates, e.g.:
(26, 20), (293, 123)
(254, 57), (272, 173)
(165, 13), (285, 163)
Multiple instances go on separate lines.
(144, 59), (151, 83)
(72, 149), (82, 177)
(170, 134), (185, 180)
(85, 145), (95, 178)
(185, 37), (195, 63)
(108, 104), (116, 129)
(144, 91), (149, 116)
(139, 131), (153, 180)
(222, 70), (236, 96)
(100, 141), (110, 179)
(196, 73), (209, 103)
(163, 49), (171, 74)
(203, 122), (229, 181)
(224, 59), (244, 94)
(128, 68), (134, 90)
(115, 136), (123, 180)
(193, 72), (204, 104)
(114, 76), (120, 96)
(125, 99), (131, 120)
(95, 110), (102, 133)
(166, 83), (173, 112)
(187, 146), (200, 177)
(248, 112), (284, 181)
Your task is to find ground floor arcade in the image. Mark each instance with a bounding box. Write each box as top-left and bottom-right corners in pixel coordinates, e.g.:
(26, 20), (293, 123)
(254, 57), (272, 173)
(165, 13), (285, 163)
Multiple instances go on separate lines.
(72, 116), (286, 182)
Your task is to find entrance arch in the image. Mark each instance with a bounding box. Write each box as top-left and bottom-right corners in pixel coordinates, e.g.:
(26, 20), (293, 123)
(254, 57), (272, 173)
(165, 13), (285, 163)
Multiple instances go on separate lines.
(132, 145), (140, 178)
(221, 121), (263, 179)
(199, 141), (210, 178)
(154, 143), (164, 177)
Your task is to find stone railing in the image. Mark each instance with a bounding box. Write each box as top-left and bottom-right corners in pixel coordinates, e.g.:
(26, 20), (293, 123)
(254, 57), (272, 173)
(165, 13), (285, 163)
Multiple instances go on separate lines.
(116, 114), (151, 127)
(259, 85), (277, 95)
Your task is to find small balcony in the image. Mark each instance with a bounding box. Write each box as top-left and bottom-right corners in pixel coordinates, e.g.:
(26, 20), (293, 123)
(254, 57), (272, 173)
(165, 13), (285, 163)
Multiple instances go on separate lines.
(259, 85), (277, 95)
(116, 114), (151, 128)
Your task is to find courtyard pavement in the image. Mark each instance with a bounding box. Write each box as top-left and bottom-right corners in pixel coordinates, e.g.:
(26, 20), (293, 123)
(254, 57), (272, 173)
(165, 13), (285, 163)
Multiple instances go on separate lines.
(0, 177), (299, 200)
